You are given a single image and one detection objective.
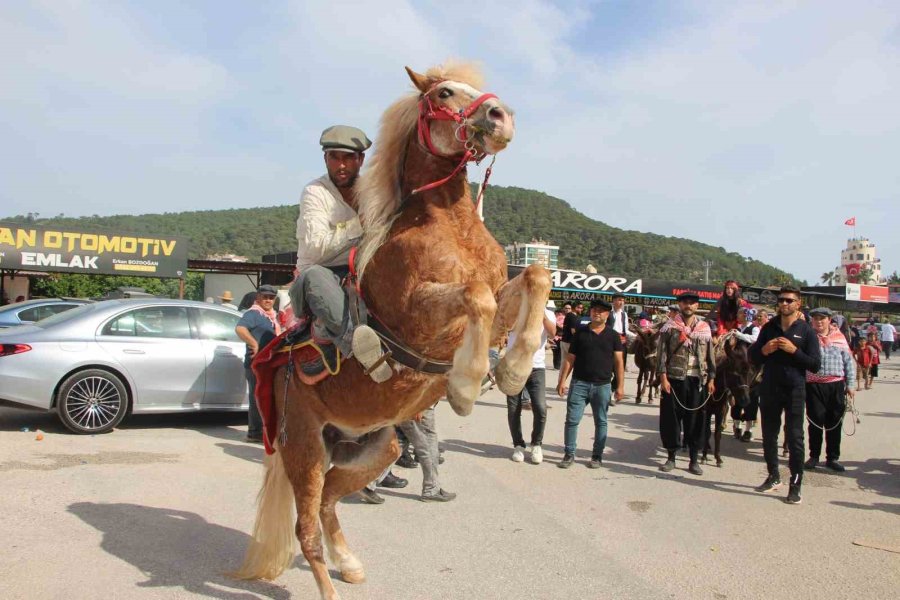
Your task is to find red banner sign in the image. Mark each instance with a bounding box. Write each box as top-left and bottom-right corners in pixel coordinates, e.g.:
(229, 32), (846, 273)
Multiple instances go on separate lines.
(845, 283), (888, 304)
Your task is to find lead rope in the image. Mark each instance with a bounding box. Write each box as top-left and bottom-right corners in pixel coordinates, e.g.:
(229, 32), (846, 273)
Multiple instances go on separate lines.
(279, 345), (294, 447)
(669, 386), (713, 412)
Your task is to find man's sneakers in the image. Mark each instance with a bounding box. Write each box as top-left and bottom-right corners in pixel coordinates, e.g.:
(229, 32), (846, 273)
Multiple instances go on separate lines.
(688, 461), (703, 476)
(825, 459), (846, 472)
(378, 471), (408, 489)
(530, 445), (543, 465)
(421, 489), (456, 503)
(786, 483), (802, 505)
(557, 453), (575, 469)
(588, 456), (602, 469)
(804, 457), (819, 470)
(357, 488), (385, 505)
(351, 325), (392, 383)
(511, 446), (526, 463)
(756, 472), (782, 493)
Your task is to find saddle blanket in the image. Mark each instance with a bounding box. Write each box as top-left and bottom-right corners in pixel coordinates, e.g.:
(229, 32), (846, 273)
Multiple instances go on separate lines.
(251, 322), (341, 454)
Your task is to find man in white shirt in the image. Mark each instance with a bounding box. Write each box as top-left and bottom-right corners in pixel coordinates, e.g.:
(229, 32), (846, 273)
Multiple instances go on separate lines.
(880, 321), (895, 359)
(608, 293), (631, 394)
(287, 125), (391, 383)
(506, 305), (557, 465)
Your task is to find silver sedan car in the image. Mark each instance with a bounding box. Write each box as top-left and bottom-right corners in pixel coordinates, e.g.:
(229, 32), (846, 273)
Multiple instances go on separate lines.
(0, 299), (249, 434)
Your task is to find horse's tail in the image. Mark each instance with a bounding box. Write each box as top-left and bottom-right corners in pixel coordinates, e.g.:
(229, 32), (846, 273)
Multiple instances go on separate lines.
(231, 449), (296, 580)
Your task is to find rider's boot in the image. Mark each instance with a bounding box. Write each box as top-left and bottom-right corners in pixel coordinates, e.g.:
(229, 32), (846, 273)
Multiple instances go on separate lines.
(352, 325), (393, 383)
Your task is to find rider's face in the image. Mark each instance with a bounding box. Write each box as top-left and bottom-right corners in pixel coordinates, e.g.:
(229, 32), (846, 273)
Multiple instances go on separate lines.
(678, 300), (697, 318)
(324, 151), (364, 189)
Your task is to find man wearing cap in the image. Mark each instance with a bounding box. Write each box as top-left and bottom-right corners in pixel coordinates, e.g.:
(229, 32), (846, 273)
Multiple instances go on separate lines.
(218, 290), (237, 311)
(749, 286), (821, 505)
(288, 125), (391, 383)
(556, 298), (625, 469)
(656, 291), (716, 475)
(805, 307), (855, 472)
(235, 285), (283, 443)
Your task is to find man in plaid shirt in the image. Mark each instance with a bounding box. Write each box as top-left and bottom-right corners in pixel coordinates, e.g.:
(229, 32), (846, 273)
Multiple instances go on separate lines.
(805, 307), (855, 473)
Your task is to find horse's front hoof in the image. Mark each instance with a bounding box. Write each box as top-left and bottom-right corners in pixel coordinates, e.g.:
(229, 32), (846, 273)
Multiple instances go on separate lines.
(495, 359), (528, 396)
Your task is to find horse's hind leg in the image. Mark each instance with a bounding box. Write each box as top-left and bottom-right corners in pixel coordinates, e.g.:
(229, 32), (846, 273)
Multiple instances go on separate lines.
(321, 427), (399, 585)
(490, 264), (552, 395)
(279, 430), (338, 600)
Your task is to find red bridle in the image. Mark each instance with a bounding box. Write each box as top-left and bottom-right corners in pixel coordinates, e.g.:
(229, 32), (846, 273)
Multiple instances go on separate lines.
(412, 82), (499, 198)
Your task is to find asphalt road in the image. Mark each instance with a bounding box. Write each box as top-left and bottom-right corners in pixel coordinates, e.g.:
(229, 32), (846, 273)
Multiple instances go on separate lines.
(1, 359), (898, 600)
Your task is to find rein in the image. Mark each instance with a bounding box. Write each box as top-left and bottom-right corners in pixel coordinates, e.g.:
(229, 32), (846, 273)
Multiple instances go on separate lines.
(411, 82), (499, 203)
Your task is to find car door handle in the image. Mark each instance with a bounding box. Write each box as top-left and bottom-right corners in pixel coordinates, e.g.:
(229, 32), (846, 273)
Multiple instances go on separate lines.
(123, 349), (146, 355)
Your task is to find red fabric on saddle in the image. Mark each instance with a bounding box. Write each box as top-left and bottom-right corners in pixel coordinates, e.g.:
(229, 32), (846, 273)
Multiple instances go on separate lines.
(251, 330), (292, 455)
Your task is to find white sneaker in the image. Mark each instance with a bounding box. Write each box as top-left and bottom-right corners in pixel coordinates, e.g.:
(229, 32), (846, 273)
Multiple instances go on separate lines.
(530, 445), (543, 465)
(511, 446), (526, 462)
(351, 325), (392, 383)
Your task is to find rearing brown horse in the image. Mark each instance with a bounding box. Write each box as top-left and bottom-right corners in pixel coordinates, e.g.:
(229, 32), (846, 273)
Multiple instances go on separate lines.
(233, 62), (551, 600)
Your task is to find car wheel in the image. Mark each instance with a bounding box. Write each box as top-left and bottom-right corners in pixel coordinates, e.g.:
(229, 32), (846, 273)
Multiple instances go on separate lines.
(57, 369), (129, 434)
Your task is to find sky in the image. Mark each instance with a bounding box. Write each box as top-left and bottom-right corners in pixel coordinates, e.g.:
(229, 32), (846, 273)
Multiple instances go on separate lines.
(1, 0), (898, 284)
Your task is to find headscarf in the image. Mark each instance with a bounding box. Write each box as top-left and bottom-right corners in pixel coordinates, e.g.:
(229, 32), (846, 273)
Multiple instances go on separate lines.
(248, 303), (283, 336)
(661, 312), (712, 343)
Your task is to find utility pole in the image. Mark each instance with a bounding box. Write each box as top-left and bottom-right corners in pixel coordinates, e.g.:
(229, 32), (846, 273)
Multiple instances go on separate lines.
(703, 260), (713, 285)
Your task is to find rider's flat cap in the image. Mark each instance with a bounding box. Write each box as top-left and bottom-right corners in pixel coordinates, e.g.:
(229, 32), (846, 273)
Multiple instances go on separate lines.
(676, 291), (700, 302)
(589, 298), (612, 311)
(320, 125), (372, 153)
(809, 307), (833, 318)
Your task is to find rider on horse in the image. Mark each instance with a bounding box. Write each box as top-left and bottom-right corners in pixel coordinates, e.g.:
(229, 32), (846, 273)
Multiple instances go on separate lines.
(287, 125), (392, 383)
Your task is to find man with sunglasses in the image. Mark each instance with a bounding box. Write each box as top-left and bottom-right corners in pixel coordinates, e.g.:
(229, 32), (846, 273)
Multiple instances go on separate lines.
(749, 286), (821, 505)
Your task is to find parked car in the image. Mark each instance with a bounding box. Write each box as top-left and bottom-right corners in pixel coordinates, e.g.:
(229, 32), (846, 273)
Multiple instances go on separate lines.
(0, 299), (249, 434)
(0, 298), (93, 329)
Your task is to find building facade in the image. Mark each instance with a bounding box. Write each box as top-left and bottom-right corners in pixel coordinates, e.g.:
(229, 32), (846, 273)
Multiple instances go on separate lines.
(505, 240), (559, 269)
(833, 237), (884, 284)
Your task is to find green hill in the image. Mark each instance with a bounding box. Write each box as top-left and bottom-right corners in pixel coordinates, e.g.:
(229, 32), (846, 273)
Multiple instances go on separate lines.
(5, 184), (797, 292)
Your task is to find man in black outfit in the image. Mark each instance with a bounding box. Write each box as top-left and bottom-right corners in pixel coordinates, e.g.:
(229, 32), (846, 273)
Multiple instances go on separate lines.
(749, 286), (821, 505)
(556, 298), (624, 469)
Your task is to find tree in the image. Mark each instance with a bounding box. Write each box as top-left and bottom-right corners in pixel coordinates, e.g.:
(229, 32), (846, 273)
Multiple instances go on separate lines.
(887, 270), (900, 284)
(820, 271), (835, 286)
(857, 267), (874, 285)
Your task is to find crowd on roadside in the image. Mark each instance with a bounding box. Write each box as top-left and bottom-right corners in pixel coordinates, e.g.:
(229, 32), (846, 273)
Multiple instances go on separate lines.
(502, 280), (893, 506)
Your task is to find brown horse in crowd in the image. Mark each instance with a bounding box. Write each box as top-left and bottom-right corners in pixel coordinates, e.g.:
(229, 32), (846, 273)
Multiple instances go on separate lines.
(630, 324), (660, 403)
(702, 334), (759, 466)
(233, 63), (551, 600)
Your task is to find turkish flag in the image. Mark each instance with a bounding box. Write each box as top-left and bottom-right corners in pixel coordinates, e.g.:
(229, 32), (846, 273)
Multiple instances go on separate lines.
(844, 217), (856, 226)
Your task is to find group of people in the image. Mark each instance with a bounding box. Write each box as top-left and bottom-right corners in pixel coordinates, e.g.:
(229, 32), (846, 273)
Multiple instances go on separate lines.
(507, 280), (880, 506)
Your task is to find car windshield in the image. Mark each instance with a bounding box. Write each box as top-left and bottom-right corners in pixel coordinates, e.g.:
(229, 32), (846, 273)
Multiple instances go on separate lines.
(35, 303), (98, 328)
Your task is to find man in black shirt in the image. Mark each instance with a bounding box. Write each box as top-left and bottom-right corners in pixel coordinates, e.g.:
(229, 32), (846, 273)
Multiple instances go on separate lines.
(749, 286), (821, 505)
(556, 298), (624, 469)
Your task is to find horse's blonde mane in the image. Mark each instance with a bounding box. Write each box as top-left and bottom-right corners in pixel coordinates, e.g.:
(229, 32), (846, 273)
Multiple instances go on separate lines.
(355, 61), (484, 277)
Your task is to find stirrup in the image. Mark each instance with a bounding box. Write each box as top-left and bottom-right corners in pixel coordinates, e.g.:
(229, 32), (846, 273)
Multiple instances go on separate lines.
(352, 325), (393, 383)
